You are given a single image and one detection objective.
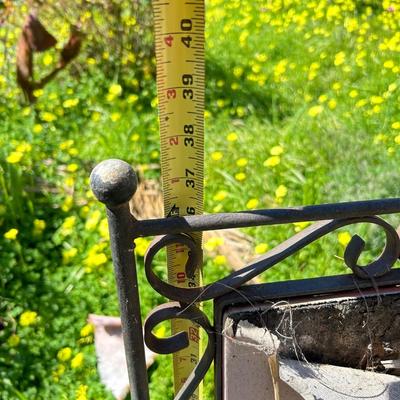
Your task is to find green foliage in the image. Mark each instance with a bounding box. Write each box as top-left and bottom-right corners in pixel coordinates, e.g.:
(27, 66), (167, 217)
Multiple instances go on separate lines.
(1, 0), (400, 398)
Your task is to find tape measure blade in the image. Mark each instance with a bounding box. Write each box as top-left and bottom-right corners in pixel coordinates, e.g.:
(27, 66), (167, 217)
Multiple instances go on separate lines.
(152, 0), (205, 398)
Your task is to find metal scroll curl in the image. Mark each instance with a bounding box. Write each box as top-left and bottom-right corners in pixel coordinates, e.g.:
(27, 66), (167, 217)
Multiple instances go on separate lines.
(144, 302), (215, 400)
(143, 215), (400, 399)
(144, 216), (400, 304)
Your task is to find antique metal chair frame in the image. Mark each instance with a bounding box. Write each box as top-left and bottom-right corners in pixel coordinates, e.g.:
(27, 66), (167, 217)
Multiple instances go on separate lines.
(90, 158), (400, 400)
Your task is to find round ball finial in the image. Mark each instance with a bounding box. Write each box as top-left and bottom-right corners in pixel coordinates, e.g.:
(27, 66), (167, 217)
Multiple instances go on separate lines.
(90, 159), (138, 207)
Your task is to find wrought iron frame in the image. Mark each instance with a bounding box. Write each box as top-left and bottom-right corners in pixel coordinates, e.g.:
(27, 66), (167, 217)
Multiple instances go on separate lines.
(90, 158), (400, 400)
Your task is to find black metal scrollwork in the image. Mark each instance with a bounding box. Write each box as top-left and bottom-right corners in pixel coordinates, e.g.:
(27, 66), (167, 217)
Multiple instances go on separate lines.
(144, 216), (400, 303)
(144, 302), (215, 400)
(143, 215), (400, 400)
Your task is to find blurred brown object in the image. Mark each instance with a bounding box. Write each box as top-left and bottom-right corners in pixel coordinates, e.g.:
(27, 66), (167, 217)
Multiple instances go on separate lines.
(88, 314), (156, 400)
(16, 12), (57, 102)
(60, 25), (82, 66)
(16, 13), (83, 103)
(21, 12), (57, 51)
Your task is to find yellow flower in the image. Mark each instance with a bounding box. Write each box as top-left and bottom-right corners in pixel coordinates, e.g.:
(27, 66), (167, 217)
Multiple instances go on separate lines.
(4, 228), (18, 240)
(7, 334), (20, 347)
(154, 324), (166, 338)
(211, 151), (223, 161)
(41, 112), (57, 122)
(61, 196), (74, 213)
(395, 135), (400, 145)
(67, 163), (78, 173)
(213, 191), (228, 202)
(33, 89), (44, 98)
(91, 112), (101, 122)
(131, 133), (140, 142)
(22, 107), (31, 116)
(213, 204), (223, 213)
(255, 243), (268, 254)
(328, 99), (337, 110)
(384, 60), (395, 69)
(16, 142), (32, 153)
(356, 99), (367, 108)
(264, 156), (280, 167)
(226, 132), (238, 142)
(392, 122), (400, 130)
(134, 237), (151, 257)
(71, 352), (84, 369)
(233, 66), (244, 77)
(127, 94), (139, 104)
(59, 140), (74, 150)
(6, 151), (23, 164)
(308, 105), (323, 117)
(19, 311), (38, 327)
(334, 51), (345, 66)
(84, 252), (107, 268)
(52, 364), (66, 381)
(270, 145), (283, 156)
(373, 133), (388, 144)
(214, 255), (226, 265)
(151, 97), (158, 108)
(63, 98), (79, 108)
(86, 58), (96, 65)
(349, 90), (358, 98)
(204, 237), (224, 252)
(372, 105), (381, 114)
(80, 206), (90, 218)
(80, 324), (94, 337)
(236, 157), (248, 167)
(246, 198), (259, 209)
(109, 83), (122, 97)
(293, 221), (311, 232)
(33, 124), (43, 133)
(338, 231), (352, 247)
(33, 219), (46, 235)
(57, 347), (72, 362)
(43, 53), (53, 66)
(236, 107), (245, 117)
(274, 59), (288, 78)
(275, 185), (288, 198)
(60, 216), (76, 235)
(235, 172), (246, 181)
(99, 218), (109, 239)
(370, 96), (383, 105)
(332, 82), (341, 91)
(62, 247), (78, 264)
(64, 176), (75, 187)
(85, 210), (101, 231)
(110, 112), (121, 122)
(76, 384), (88, 400)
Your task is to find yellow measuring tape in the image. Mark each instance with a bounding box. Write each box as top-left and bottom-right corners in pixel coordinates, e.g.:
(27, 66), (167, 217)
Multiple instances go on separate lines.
(152, 0), (205, 398)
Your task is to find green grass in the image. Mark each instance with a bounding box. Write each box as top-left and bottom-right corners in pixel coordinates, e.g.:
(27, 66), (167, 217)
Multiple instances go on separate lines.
(1, 0), (400, 398)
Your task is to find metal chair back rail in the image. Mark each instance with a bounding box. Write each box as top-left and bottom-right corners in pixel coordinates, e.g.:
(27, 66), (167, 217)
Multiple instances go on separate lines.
(90, 159), (400, 400)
